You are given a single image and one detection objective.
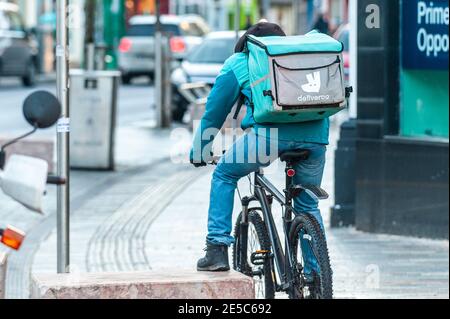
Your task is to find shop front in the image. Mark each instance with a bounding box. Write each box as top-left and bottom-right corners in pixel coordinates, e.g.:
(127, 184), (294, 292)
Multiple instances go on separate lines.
(401, 0), (448, 139)
(333, 0), (449, 239)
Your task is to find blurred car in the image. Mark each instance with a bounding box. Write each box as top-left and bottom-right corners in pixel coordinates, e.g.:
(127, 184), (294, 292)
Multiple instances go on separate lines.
(333, 23), (350, 82)
(118, 14), (209, 85)
(170, 31), (244, 122)
(0, 3), (39, 87)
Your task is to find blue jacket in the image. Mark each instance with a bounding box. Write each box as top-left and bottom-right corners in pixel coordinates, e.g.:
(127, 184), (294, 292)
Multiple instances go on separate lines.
(191, 53), (330, 161)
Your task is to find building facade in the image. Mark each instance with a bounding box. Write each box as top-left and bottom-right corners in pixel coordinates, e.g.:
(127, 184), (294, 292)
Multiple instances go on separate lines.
(2, 0), (353, 71)
(333, 0), (449, 239)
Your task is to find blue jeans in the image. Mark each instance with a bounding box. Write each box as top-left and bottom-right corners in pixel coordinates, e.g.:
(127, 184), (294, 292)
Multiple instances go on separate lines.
(207, 129), (327, 276)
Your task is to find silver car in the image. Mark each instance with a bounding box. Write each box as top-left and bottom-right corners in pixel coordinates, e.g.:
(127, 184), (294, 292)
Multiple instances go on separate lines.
(170, 31), (243, 121)
(118, 14), (209, 84)
(0, 3), (38, 87)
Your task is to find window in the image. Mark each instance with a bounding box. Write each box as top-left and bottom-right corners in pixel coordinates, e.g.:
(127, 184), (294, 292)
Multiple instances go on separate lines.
(187, 37), (236, 64)
(6, 11), (24, 32)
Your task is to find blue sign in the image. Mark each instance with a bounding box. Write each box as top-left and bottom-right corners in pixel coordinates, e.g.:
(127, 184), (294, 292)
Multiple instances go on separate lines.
(402, 0), (449, 70)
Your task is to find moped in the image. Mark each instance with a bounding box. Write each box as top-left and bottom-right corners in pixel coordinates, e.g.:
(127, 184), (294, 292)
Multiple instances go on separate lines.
(0, 91), (62, 250)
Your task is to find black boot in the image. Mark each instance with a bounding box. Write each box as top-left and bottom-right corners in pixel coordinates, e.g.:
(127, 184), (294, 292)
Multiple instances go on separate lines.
(197, 243), (230, 272)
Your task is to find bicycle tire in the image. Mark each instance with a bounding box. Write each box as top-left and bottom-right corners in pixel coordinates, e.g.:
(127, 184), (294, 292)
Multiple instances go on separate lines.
(289, 213), (333, 299)
(233, 210), (276, 299)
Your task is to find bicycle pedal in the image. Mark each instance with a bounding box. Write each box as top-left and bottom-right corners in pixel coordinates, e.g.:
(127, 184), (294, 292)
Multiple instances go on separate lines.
(251, 251), (270, 265)
(303, 185), (329, 200)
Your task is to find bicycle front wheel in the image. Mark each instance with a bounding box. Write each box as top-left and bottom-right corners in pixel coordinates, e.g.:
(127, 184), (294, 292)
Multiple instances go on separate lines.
(289, 213), (333, 299)
(233, 210), (275, 299)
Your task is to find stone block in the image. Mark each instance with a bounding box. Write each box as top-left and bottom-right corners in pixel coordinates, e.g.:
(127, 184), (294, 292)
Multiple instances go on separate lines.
(31, 270), (255, 299)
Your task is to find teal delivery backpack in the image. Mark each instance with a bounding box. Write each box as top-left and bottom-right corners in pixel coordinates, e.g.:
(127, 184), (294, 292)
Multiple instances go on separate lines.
(246, 31), (351, 124)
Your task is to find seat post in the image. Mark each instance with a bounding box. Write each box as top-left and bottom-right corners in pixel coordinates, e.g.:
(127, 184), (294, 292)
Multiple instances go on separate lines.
(280, 149), (311, 221)
(285, 161), (296, 220)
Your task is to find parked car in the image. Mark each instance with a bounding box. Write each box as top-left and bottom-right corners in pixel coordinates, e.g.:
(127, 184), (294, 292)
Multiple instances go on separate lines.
(333, 23), (350, 83)
(0, 3), (38, 87)
(170, 31), (244, 122)
(118, 14), (209, 85)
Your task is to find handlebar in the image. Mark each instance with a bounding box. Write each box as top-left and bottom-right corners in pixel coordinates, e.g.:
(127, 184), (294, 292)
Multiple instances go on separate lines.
(207, 156), (223, 166)
(47, 175), (66, 185)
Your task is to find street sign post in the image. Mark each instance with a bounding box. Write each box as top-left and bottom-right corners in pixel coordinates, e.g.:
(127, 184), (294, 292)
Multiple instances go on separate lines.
(56, 0), (70, 274)
(155, 0), (171, 128)
(155, 0), (163, 127)
(235, 0), (241, 42)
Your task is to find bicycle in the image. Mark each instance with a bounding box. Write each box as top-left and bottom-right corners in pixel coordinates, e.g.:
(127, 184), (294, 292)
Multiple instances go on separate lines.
(213, 149), (333, 299)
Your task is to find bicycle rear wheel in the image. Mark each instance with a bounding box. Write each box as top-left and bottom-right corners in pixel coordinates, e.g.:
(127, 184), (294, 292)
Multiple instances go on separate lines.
(233, 210), (275, 299)
(289, 213), (333, 299)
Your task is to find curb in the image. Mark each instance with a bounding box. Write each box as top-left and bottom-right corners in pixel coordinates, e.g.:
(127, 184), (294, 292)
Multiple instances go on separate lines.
(31, 270), (255, 299)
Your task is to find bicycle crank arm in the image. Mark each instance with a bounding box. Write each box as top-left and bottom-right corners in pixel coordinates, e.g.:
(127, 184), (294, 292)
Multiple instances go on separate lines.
(252, 269), (264, 277)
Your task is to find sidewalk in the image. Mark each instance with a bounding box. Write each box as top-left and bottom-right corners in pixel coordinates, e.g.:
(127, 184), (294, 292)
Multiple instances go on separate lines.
(3, 121), (193, 298)
(141, 122), (449, 299)
(144, 163), (450, 299)
(2, 117), (448, 299)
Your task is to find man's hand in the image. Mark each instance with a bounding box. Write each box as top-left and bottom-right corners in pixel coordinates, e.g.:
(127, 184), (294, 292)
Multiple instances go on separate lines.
(189, 148), (211, 168)
(190, 158), (207, 168)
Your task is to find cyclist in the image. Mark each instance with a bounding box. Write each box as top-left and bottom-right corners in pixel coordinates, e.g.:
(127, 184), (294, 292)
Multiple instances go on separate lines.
(190, 22), (329, 282)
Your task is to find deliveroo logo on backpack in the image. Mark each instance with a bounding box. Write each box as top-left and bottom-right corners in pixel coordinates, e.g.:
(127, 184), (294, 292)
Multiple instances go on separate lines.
(298, 71), (330, 103)
(301, 71), (321, 93)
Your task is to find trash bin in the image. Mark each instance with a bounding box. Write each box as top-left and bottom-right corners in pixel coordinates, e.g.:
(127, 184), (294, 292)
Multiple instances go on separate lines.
(69, 69), (121, 170)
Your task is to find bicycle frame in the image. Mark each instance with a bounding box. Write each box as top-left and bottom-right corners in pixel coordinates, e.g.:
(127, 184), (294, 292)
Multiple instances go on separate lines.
(239, 167), (300, 292)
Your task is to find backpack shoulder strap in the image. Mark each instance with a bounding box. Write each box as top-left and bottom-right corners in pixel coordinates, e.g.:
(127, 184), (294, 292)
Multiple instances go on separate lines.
(233, 49), (254, 121)
(233, 94), (246, 120)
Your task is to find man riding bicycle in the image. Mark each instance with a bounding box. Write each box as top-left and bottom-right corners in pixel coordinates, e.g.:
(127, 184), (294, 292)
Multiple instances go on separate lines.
(190, 22), (329, 283)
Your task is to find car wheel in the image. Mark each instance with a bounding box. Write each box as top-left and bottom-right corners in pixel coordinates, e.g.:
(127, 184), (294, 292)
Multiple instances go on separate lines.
(22, 62), (36, 87)
(172, 107), (186, 123)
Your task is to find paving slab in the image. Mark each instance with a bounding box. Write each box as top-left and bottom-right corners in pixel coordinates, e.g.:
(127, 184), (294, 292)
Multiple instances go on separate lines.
(31, 270), (254, 299)
(144, 142), (449, 299)
(2, 108), (448, 300)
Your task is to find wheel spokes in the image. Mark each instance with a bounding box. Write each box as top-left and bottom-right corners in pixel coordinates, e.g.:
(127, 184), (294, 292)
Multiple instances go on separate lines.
(247, 224), (266, 299)
(293, 227), (323, 299)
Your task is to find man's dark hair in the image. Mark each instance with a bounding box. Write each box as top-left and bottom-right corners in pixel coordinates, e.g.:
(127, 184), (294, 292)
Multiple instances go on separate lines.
(235, 22), (286, 53)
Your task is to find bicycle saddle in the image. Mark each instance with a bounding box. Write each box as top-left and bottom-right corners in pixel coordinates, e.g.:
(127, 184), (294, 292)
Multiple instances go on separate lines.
(280, 149), (311, 163)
